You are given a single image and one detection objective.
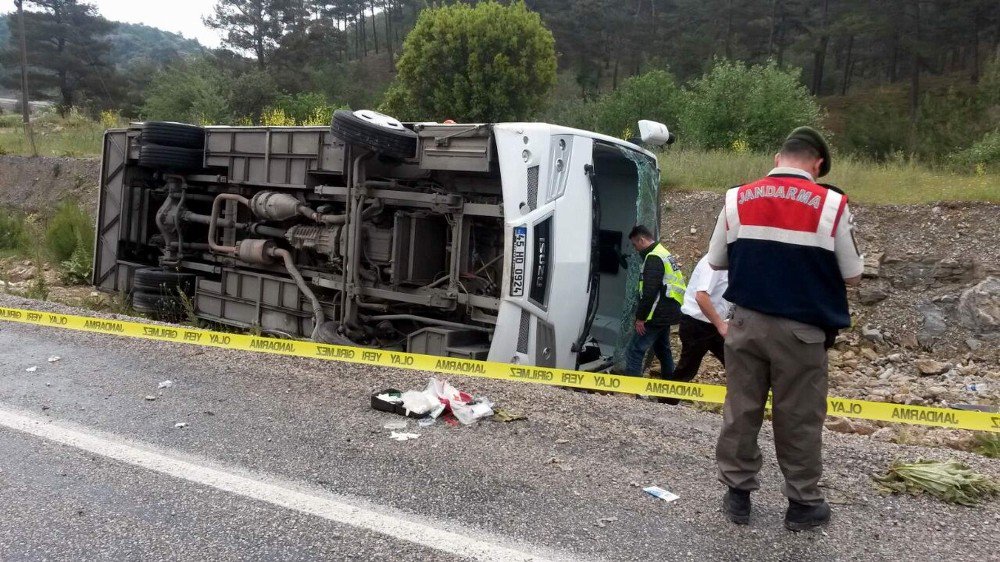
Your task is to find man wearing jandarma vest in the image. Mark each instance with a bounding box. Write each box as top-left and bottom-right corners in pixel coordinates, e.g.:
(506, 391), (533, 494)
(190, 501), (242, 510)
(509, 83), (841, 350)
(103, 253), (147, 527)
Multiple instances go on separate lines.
(706, 127), (863, 531)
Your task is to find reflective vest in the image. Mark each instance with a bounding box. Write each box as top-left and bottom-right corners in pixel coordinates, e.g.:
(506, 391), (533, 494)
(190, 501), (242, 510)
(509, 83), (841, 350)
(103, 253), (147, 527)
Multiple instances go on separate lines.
(722, 174), (851, 328)
(638, 243), (687, 321)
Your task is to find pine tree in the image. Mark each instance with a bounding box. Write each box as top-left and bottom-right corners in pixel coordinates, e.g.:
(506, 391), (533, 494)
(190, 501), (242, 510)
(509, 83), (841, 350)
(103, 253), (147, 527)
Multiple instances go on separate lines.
(0, 0), (117, 113)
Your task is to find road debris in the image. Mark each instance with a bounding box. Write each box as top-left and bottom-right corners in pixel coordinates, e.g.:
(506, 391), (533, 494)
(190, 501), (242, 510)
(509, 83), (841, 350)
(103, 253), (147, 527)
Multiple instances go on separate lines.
(401, 388), (444, 417)
(546, 457), (573, 471)
(389, 431), (420, 442)
(25, 366), (37, 372)
(47, 356), (61, 363)
(158, 380), (174, 389)
(493, 408), (527, 422)
(452, 398), (494, 425)
(374, 378), (494, 425)
(144, 395), (157, 401)
(174, 422), (188, 429)
(874, 459), (1000, 506)
(643, 486), (680, 503)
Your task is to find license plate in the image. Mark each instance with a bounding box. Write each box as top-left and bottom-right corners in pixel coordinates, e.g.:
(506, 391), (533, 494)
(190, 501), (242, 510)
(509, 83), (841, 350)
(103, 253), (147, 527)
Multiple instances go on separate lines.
(510, 226), (527, 296)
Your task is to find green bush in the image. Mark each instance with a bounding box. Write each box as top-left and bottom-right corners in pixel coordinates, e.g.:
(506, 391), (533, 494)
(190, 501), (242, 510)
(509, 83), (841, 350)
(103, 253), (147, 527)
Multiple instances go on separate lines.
(536, 70), (598, 130)
(679, 59), (821, 151)
(840, 100), (910, 160)
(592, 70), (683, 139)
(381, 0), (557, 122)
(540, 96), (596, 132)
(141, 58), (231, 124)
(263, 92), (345, 126)
(225, 68), (280, 123)
(272, 92), (328, 123)
(0, 207), (30, 254)
(950, 129), (1000, 172)
(45, 201), (94, 266)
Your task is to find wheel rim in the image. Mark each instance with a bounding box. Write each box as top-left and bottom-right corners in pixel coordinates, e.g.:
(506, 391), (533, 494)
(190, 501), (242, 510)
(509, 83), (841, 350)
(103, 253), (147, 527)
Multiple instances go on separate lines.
(352, 110), (406, 131)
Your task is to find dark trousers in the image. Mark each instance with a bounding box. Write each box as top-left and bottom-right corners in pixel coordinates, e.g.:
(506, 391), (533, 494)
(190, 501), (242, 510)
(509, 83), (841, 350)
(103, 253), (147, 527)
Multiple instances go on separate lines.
(670, 314), (726, 383)
(716, 306), (829, 505)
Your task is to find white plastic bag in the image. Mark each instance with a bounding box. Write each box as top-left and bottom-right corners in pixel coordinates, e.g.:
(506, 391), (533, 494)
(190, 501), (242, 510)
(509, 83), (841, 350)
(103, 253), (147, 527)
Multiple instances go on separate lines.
(401, 390), (438, 415)
(452, 397), (494, 425)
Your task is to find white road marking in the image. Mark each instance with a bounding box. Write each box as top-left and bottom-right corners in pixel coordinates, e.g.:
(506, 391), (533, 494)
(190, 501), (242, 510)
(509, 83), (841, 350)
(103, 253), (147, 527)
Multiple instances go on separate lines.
(0, 405), (558, 562)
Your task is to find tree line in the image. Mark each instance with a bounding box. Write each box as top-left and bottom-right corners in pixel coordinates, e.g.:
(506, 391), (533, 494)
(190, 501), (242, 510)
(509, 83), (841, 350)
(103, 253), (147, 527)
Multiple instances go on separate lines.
(202, 0), (422, 69)
(1, 0), (998, 166)
(530, 0), (999, 114)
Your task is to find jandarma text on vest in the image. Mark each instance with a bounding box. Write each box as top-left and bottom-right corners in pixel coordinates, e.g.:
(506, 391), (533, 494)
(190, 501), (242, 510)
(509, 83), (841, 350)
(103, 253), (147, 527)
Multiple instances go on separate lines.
(738, 185), (822, 209)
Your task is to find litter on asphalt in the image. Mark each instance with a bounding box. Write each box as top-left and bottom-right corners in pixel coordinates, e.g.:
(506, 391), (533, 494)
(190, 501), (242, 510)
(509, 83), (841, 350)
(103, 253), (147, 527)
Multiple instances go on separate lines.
(174, 422), (188, 429)
(158, 380), (174, 389)
(47, 356), (61, 363)
(389, 431), (420, 441)
(643, 486), (680, 503)
(373, 377), (495, 425)
(25, 366), (37, 372)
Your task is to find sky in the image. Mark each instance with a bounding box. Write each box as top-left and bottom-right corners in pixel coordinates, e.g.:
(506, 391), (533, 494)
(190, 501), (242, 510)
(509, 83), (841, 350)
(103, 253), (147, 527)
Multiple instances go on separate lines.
(2, 0), (222, 48)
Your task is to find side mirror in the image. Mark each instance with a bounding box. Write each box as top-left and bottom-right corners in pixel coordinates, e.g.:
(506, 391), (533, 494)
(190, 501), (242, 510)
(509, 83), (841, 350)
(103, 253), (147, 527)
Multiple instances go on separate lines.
(637, 120), (676, 147)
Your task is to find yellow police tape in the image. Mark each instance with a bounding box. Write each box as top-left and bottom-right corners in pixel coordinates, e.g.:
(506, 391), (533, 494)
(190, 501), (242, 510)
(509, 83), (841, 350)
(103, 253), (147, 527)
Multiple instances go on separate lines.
(1, 306), (997, 433)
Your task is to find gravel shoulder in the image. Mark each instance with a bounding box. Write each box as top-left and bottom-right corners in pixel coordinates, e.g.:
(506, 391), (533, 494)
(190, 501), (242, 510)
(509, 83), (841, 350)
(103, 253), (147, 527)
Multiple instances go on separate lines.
(1, 294), (997, 561)
(662, 191), (999, 449)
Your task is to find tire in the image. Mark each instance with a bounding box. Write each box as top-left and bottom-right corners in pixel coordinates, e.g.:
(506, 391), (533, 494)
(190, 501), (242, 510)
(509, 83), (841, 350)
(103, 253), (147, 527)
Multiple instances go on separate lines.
(140, 121), (206, 149)
(330, 109), (418, 160)
(138, 143), (204, 172)
(133, 268), (195, 296)
(131, 290), (184, 320)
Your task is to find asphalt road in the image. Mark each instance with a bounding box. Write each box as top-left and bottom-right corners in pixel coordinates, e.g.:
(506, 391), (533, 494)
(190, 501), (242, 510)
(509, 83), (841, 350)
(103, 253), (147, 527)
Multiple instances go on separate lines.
(0, 295), (997, 561)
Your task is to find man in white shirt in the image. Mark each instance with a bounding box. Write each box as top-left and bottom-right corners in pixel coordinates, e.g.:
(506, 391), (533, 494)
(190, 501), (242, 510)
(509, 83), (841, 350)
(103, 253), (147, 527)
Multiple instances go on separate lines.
(661, 255), (730, 404)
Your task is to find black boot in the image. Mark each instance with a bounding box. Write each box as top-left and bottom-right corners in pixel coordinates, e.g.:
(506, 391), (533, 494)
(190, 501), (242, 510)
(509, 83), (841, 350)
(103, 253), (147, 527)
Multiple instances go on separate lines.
(784, 499), (831, 531)
(722, 487), (751, 525)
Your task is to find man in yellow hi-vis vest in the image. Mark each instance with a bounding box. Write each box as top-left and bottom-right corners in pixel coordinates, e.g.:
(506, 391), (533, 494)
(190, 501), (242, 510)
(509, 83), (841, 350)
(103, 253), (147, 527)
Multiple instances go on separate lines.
(623, 225), (687, 377)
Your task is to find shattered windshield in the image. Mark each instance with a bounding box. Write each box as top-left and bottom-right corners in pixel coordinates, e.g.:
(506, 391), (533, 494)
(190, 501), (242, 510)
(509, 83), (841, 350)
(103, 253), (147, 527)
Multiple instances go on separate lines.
(615, 147), (661, 365)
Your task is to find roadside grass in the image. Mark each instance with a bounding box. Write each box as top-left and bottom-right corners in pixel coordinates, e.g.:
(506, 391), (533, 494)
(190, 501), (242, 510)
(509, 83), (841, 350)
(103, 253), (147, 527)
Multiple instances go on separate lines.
(0, 109), (115, 157)
(3, 111), (998, 205)
(660, 147), (1000, 205)
(0, 207), (31, 256)
(45, 201), (93, 260)
(80, 290), (134, 316)
(0, 201), (94, 296)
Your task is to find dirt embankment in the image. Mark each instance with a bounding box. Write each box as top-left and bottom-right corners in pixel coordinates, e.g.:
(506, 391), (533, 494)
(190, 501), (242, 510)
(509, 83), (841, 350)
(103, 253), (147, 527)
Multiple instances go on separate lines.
(663, 190), (999, 448)
(663, 191), (999, 360)
(0, 156), (99, 214)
